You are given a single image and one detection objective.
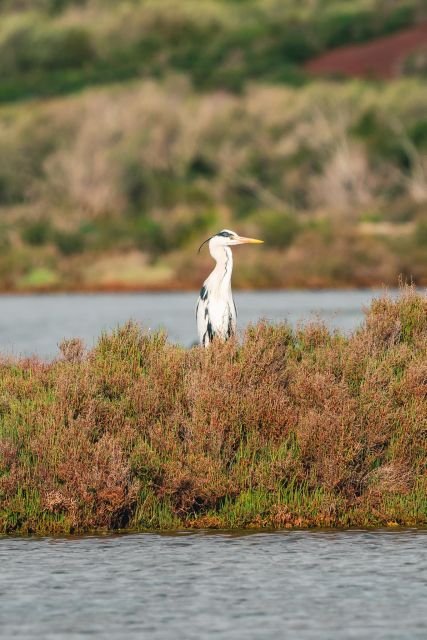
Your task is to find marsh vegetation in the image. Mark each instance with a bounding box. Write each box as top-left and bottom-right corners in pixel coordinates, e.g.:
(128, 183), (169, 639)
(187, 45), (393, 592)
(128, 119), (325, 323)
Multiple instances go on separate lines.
(0, 287), (425, 534)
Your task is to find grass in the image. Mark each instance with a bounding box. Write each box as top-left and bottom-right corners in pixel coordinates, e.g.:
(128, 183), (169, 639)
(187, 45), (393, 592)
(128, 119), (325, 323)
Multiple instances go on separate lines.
(0, 286), (426, 534)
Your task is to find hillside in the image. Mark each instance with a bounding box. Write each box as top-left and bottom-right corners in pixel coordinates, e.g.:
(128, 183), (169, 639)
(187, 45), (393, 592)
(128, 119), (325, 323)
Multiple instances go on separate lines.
(305, 22), (427, 79)
(0, 0), (426, 290)
(0, 0), (425, 101)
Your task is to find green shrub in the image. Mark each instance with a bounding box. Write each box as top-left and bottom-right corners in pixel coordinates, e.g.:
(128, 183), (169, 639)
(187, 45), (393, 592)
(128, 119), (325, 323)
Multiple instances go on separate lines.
(134, 216), (167, 254)
(31, 26), (95, 71)
(121, 162), (180, 212)
(121, 161), (148, 211)
(0, 173), (24, 204)
(382, 3), (416, 34)
(317, 2), (416, 49)
(0, 19), (94, 77)
(352, 110), (413, 170)
(415, 220), (427, 247)
(169, 210), (218, 249)
(256, 211), (302, 248)
(317, 7), (375, 48)
(19, 266), (58, 288)
(408, 119), (427, 148)
(53, 229), (85, 255)
(0, 0), (85, 11)
(21, 219), (52, 246)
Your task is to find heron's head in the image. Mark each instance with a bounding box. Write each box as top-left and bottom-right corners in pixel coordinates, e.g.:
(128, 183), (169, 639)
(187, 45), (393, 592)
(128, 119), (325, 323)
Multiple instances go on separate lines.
(198, 229), (263, 253)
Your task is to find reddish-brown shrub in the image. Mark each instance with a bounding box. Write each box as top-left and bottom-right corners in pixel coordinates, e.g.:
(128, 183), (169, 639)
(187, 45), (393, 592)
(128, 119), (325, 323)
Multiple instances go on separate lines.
(0, 287), (425, 533)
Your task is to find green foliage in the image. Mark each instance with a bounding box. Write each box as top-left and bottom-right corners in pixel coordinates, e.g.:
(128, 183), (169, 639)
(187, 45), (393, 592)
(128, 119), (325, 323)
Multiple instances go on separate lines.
(53, 229), (85, 255)
(316, 1), (415, 49)
(21, 219), (51, 246)
(408, 119), (427, 148)
(352, 110), (412, 170)
(0, 149), (29, 204)
(19, 266), (58, 288)
(382, 3), (417, 34)
(256, 211), (302, 248)
(134, 217), (167, 254)
(0, 174), (23, 204)
(317, 6), (375, 48)
(171, 211), (218, 249)
(0, 18), (94, 76)
(0, 0), (86, 11)
(416, 220), (427, 247)
(121, 162), (149, 211)
(35, 26), (94, 71)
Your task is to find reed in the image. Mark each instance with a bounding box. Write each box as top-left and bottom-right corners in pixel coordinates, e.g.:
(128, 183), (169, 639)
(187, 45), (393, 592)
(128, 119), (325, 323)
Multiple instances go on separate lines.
(0, 286), (426, 534)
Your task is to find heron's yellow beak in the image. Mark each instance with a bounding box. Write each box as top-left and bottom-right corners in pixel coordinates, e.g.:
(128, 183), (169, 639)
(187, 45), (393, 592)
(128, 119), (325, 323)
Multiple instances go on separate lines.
(236, 236), (264, 244)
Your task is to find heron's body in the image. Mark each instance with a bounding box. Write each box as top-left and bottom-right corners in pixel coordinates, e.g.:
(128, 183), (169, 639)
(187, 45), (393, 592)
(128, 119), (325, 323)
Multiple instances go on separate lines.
(196, 245), (236, 346)
(196, 229), (262, 346)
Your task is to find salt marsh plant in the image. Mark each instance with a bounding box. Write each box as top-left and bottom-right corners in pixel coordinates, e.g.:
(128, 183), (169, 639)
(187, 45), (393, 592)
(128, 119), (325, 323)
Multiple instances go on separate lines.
(0, 287), (425, 533)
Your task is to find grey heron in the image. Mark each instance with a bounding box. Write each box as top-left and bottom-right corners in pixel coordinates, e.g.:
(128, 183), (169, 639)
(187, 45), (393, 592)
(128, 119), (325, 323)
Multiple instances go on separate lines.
(196, 229), (263, 346)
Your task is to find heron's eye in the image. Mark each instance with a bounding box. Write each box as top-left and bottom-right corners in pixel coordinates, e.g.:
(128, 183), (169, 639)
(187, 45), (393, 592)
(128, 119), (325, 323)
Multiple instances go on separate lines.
(217, 231), (232, 238)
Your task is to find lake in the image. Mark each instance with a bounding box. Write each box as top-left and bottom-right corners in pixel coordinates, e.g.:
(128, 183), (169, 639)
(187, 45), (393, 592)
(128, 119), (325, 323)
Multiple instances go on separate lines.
(1, 293), (425, 639)
(1, 530), (426, 639)
(0, 289), (395, 359)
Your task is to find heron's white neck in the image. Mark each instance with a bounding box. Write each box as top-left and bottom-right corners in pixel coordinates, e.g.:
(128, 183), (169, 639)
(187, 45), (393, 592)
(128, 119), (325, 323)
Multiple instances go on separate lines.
(207, 245), (233, 294)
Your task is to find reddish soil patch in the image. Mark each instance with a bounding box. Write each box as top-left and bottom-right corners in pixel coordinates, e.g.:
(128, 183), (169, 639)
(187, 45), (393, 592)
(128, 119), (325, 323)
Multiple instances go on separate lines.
(305, 23), (427, 79)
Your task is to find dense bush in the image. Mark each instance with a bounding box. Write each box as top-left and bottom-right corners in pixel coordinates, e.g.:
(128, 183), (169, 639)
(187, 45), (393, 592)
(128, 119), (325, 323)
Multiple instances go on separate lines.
(0, 0), (86, 11)
(256, 211), (302, 248)
(0, 18), (94, 76)
(21, 219), (52, 246)
(0, 288), (425, 533)
(133, 217), (167, 254)
(53, 229), (85, 255)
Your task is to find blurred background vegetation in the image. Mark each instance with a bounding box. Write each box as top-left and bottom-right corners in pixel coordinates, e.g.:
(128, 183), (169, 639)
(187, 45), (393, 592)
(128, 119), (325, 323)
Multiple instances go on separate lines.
(0, 0), (426, 290)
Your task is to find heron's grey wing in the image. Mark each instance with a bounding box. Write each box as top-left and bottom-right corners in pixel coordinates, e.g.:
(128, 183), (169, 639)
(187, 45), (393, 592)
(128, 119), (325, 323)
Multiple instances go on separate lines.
(226, 300), (237, 338)
(196, 286), (213, 346)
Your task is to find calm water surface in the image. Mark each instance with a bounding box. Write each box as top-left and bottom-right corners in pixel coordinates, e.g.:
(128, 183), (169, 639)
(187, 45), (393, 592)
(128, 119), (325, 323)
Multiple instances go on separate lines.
(0, 289), (397, 358)
(0, 530), (426, 640)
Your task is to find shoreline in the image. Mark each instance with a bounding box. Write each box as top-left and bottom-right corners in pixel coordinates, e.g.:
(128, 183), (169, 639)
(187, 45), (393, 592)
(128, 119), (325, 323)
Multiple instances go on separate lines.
(1, 525), (427, 539)
(0, 283), (412, 296)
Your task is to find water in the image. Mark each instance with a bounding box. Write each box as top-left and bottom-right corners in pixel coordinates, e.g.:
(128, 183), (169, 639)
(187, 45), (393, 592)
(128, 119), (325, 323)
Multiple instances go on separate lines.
(0, 289), (392, 359)
(0, 530), (426, 639)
